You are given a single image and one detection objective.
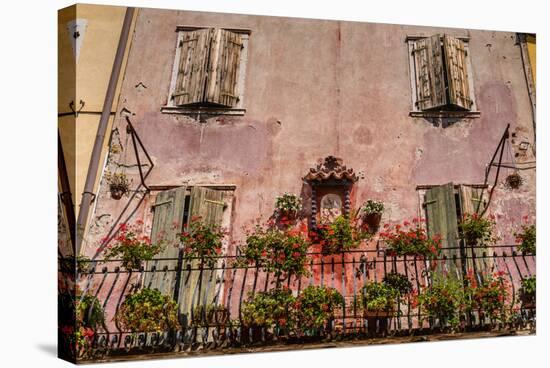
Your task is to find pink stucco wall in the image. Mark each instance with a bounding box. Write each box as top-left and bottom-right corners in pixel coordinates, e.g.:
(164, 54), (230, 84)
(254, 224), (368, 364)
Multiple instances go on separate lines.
(81, 10), (535, 326)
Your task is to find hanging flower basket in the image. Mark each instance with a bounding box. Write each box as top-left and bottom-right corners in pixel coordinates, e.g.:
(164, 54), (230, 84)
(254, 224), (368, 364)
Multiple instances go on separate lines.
(360, 200), (384, 233)
(105, 172), (131, 200)
(505, 172), (523, 189)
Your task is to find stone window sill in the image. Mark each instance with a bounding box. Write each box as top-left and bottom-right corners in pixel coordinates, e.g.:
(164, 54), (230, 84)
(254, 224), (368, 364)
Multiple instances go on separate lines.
(161, 106), (246, 116)
(409, 110), (481, 119)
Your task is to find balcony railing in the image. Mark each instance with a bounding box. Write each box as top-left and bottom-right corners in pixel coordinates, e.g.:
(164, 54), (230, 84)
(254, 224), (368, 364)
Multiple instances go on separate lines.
(59, 244), (535, 360)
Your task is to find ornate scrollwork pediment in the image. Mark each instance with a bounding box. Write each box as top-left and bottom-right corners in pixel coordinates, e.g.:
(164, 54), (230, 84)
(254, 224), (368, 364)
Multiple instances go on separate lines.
(303, 156), (358, 183)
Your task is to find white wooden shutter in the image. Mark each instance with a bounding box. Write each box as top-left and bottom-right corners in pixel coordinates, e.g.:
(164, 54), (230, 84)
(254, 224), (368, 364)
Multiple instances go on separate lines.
(443, 35), (472, 110)
(412, 35), (447, 111)
(205, 29), (243, 107)
(172, 29), (212, 106)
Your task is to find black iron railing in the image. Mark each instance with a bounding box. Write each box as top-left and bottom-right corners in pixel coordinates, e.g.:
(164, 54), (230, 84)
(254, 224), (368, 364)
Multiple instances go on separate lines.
(59, 244), (535, 359)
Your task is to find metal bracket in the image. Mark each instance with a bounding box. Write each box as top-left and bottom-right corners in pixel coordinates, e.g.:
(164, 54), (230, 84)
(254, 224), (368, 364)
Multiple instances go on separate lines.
(69, 99), (85, 117)
(82, 191), (97, 203)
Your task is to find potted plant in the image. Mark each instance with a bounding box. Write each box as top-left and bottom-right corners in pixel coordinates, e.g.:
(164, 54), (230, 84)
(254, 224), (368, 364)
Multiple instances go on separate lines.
(289, 285), (343, 338)
(116, 288), (180, 333)
(379, 218), (442, 257)
(275, 193), (302, 221)
(237, 222), (310, 285)
(458, 213), (498, 247)
(360, 200), (384, 232)
(505, 172), (523, 189)
(59, 292), (105, 359)
(519, 276), (536, 309)
(515, 221), (536, 255)
(314, 215), (370, 255)
(383, 271), (413, 296)
(464, 271), (510, 322)
(417, 275), (466, 330)
(105, 171), (131, 200)
(241, 287), (296, 341)
(104, 223), (164, 270)
(179, 216), (226, 268)
(360, 281), (398, 334)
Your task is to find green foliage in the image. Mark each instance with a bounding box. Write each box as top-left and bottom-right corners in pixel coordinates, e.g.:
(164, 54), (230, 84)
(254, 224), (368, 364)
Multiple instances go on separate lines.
(520, 276), (536, 298)
(361, 199), (384, 215)
(117, 288), (179, 332)
(290, 286), (343, 333)
(76, 294), (105, 329)
(515, 224), (536, 255)
(315, 215), (369, 254)
(58, 292), (105, 358)
(241, 288), (295, 328)
(104, 223), (163, 270)
(237, 224), (310, 281)
(417, 276), (466, 328)
(458, 213), (498, 247)
(383, 272), (413, 296)
(180, 217), (226, 268)
(360, 282), (399, 312)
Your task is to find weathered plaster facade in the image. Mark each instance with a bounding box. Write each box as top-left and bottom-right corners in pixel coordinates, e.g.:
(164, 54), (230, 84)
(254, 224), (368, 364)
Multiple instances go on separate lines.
(84, 8), (535, 258)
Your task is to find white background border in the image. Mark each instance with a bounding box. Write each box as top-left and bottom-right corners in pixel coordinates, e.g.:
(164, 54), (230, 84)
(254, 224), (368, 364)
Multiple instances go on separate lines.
(0, 1), (546, 367)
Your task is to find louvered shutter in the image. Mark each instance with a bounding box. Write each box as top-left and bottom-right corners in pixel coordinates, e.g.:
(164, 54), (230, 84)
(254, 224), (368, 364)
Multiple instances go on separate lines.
(458, 185), (491, 274)
(443, 35), (472, 110)
(412, 35), (447, 110)
(143, 186), (187, 295)
(205, 29), (243, 107)
(177, 187), (229, 317)
(172, 29), (212, 106)
(424, 183), (460, 277)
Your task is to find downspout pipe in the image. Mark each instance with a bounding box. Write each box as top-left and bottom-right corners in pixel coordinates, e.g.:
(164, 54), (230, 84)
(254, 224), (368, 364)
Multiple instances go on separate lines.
(76, 7), (135, 254)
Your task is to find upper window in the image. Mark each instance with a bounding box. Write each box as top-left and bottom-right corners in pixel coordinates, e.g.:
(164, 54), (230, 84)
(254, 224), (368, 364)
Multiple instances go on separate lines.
(162, 27), (250, 116)
(407, 34), (479, 118)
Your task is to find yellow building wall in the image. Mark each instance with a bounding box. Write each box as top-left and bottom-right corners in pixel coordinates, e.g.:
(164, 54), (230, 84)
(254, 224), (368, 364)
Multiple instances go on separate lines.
(58, 4), (135, 223)
(526, 35), (536, 87)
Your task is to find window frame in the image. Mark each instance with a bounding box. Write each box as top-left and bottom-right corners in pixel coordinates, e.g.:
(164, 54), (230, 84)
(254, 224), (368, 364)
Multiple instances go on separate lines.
(161, 26), (251, 117)
(406, 35), (480, 119)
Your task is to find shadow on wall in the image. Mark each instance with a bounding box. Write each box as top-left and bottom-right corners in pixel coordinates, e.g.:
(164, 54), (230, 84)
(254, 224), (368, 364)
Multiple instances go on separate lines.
(423, 117), (463, 128)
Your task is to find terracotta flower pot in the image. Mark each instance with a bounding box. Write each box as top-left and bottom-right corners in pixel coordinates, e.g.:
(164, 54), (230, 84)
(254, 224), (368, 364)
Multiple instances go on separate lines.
(363, 213), (382, 233)
(520, 293), (536, 309)
(363, 309), (393, 334)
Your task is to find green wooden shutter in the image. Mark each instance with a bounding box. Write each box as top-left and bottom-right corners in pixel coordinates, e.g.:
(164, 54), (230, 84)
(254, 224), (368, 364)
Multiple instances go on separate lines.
(143, 186), (187, 295)
(424, 183), (460, 276)
(443, 35), (472, 110)
(412, 35), (447, 111)
(205, 29), (243, 107)
(177, 187), (228, 317)
(172, 29), (212, 105)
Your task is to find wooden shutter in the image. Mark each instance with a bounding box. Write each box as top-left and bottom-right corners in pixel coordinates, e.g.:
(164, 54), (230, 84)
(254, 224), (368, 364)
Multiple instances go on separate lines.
(458, 185), (486, 215)
(143, 186), (187, 295)
(443, 35), (472, 110)
(458, 185), (491, 274)
(177, 187), (229, 317)
(205, 29), (243, 107)
(172, 29), (212, 106)
(424, 183), (460, 277)
(412, 35), (447, 110)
